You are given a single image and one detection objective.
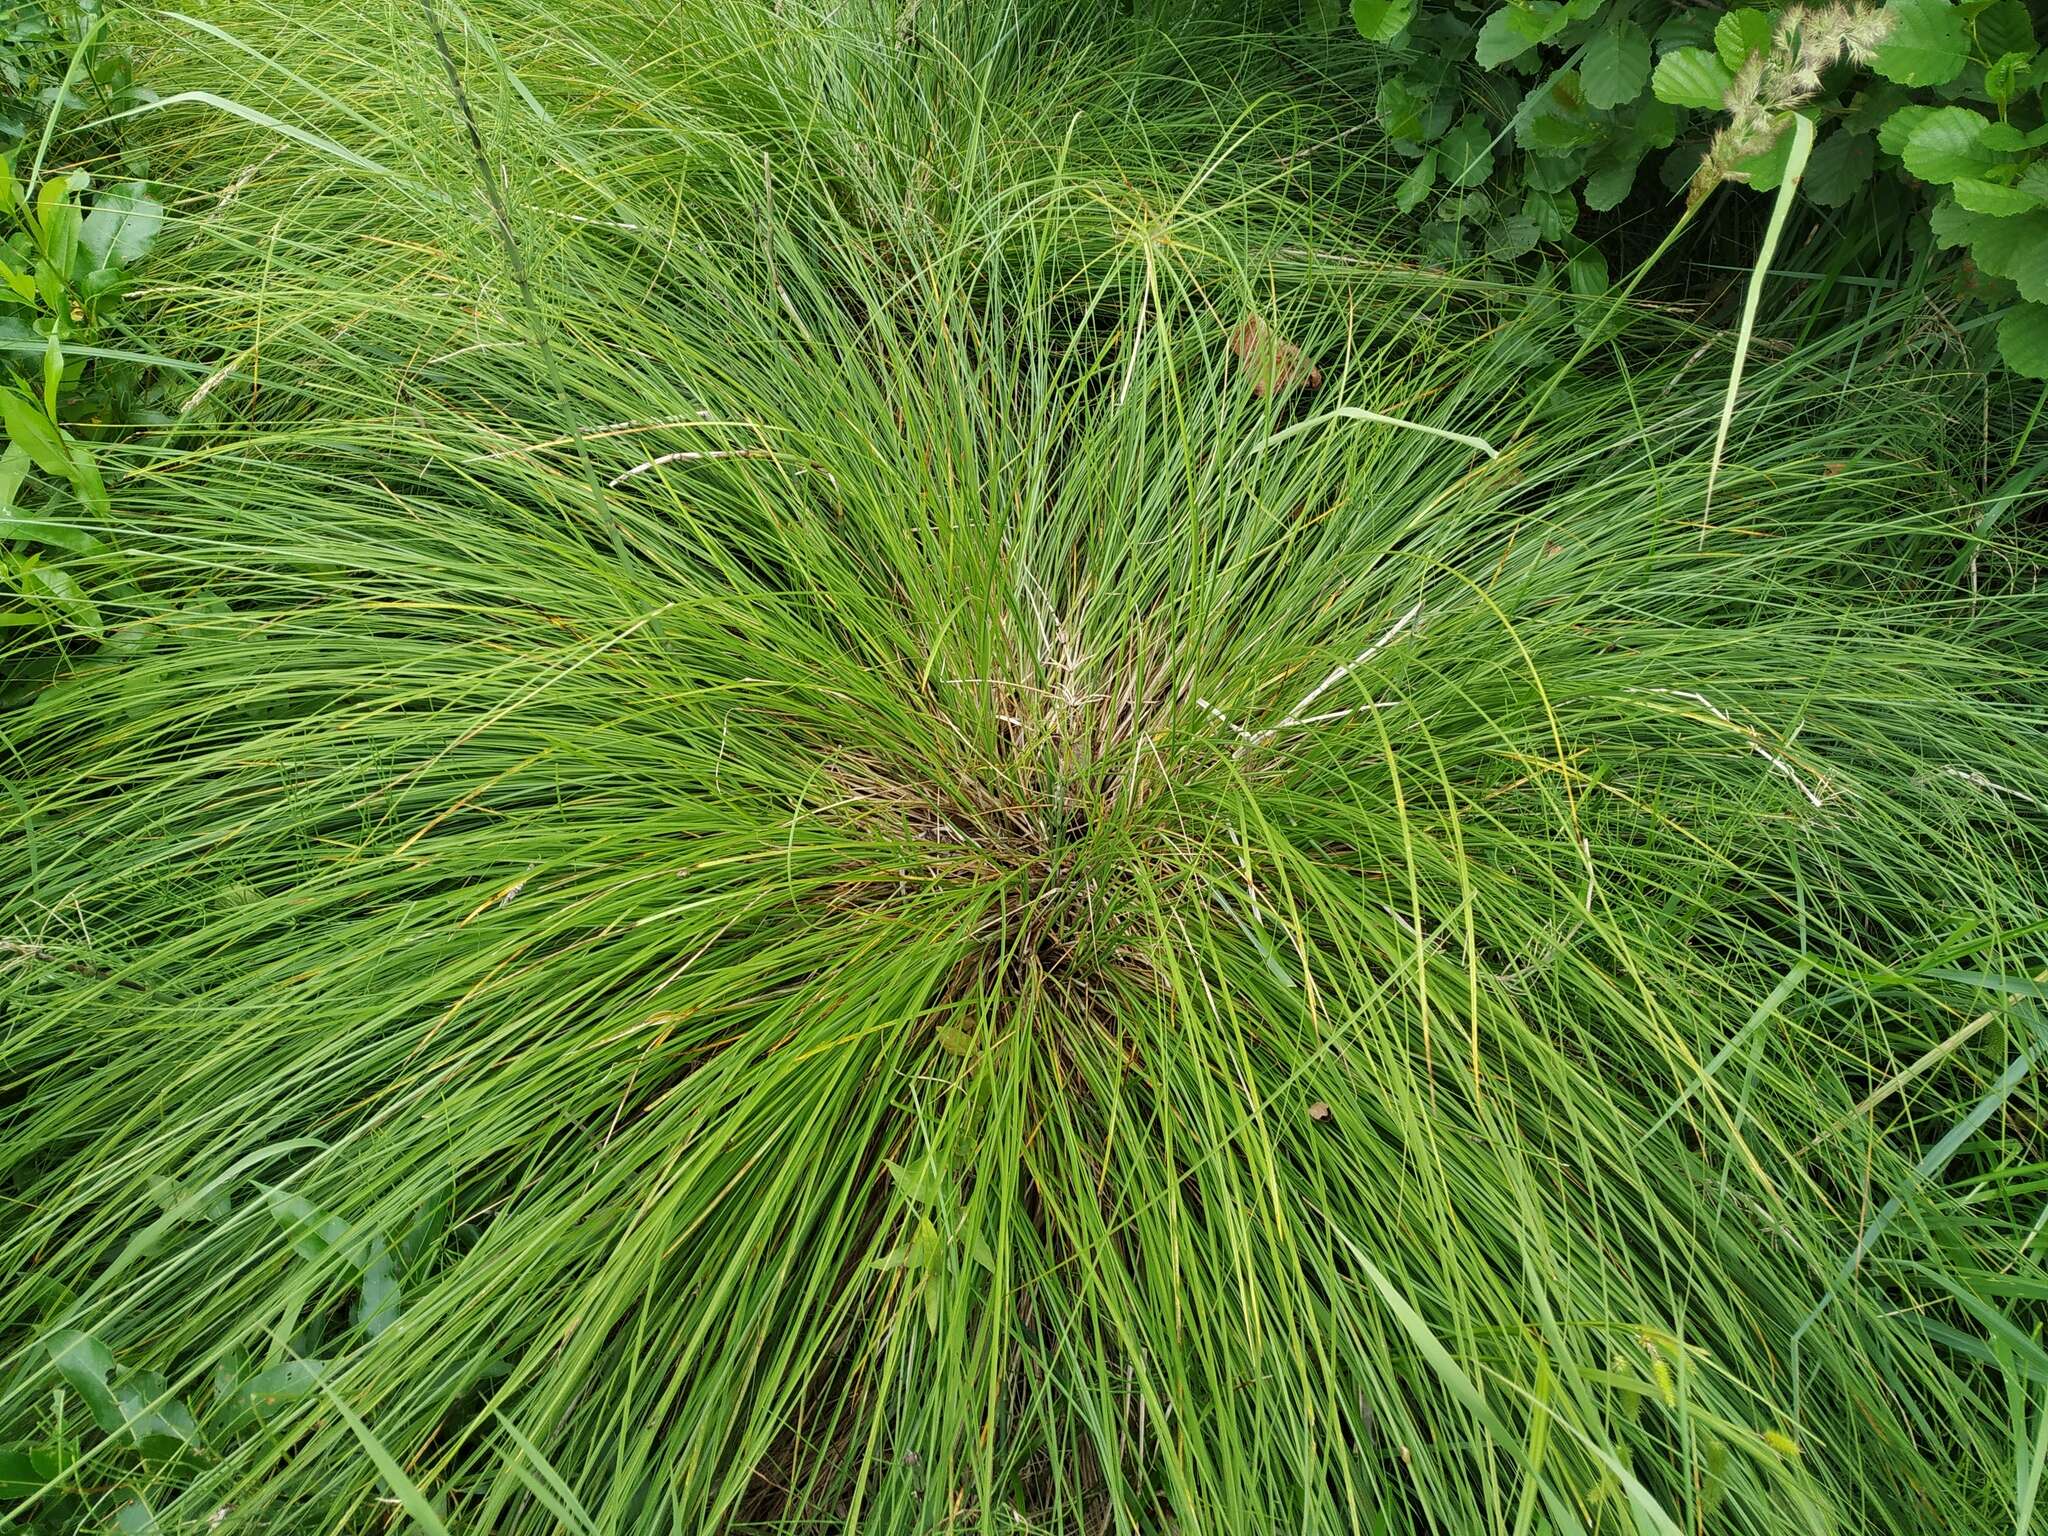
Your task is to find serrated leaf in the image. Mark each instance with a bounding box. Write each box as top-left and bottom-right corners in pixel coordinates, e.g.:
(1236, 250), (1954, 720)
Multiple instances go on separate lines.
(1928, 196), (1990, 246)
(1475, 8), (1538, 66)
(1975, 0), (2035, 58)
(1582, 22), (1651, 108)
(1959, 207), (2048, 297)
(1902, 106), (1993, 181)
(1395, 150), (1438, 213)
(1652, 47), (1735, 107)
(1952, 175), (2037, 213)
(1844, 81), (1914, 133)
(1715, 8), (1775, 68)
(1983, 49), (2030, 105)
(1872, 0), (1968, 84)
(1876, 103), (1938, 155)
(1996, 301), (2048, 376)
(1801, 131), (1876, 205)
(1351, 0), (1415, 43)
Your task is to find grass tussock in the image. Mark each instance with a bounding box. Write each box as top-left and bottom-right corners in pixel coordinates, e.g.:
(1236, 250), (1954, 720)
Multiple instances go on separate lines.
(3, 2), (2046, 1533)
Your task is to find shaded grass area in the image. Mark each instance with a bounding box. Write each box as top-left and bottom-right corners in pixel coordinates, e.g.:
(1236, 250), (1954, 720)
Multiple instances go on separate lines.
(4, 1), (2047, 1532)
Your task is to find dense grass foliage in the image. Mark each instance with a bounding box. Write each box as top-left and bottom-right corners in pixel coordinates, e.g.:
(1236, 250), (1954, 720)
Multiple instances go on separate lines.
(3, 2), (2046, 1532)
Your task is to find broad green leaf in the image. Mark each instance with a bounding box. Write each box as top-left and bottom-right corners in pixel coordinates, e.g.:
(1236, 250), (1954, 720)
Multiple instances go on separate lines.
(1584, 155), (1640, 209)
(1652, 47), (1735, 107)
(1521, 150), (1585, 191)
(20, 562), (102, 638)
(1351, 0), (1415, 44)
(1395, 150), (1438, 213)
(67, 440), (107, 519)
(1902, 107), (1994, 181)
(47, 1329), (124, 1432)
(1715, 8), (1775, 68)
(263, 1184), (352, 1262)
(1582, 22), (1651, 109)
(356, 1235), (401, 1339)
(1441, 115), (1496, 188)
(1928, 196), (1991, 247)
(263, 1184), (401, 1336)
(1475, 8), (1538, 66)
(0, 1445), (63, 1498)
(1978, 121), (2033, 150)
(112, 1499), (158, 1535)
(1488, 213), (1541, 257)
(1974, 0), (2035, 58)
(0, 507), (100, 553)
(1566, 240), (1609, 294)
(1996, 301), (2048, 376)
(1877, 103), (1938, 155)
(0, 389), (70, 478)
(233, 1359), (330, 1415)
(1983, 49), (2030, 105)
(1375, 77), (1434, 141)
(1802, 131), (1876, 205)
(0, 441), (27, 511)
(1953, 175), (2037, 213)
(1508, 1), (1568, 40)
(887, 1152), (947, 1208)
(78, 181), (163, 274)
(33, 171), (84, 257)
(113, 1371), (200, 1454)
(1735, 117), (1798, 189)
(1844, 80), (1914, 132)
(1519, 70), (1602, 150)
(1522, 184), (1577, 238)
(1958, 207), (2048, 298)
(1872, 0), (1968, 84)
